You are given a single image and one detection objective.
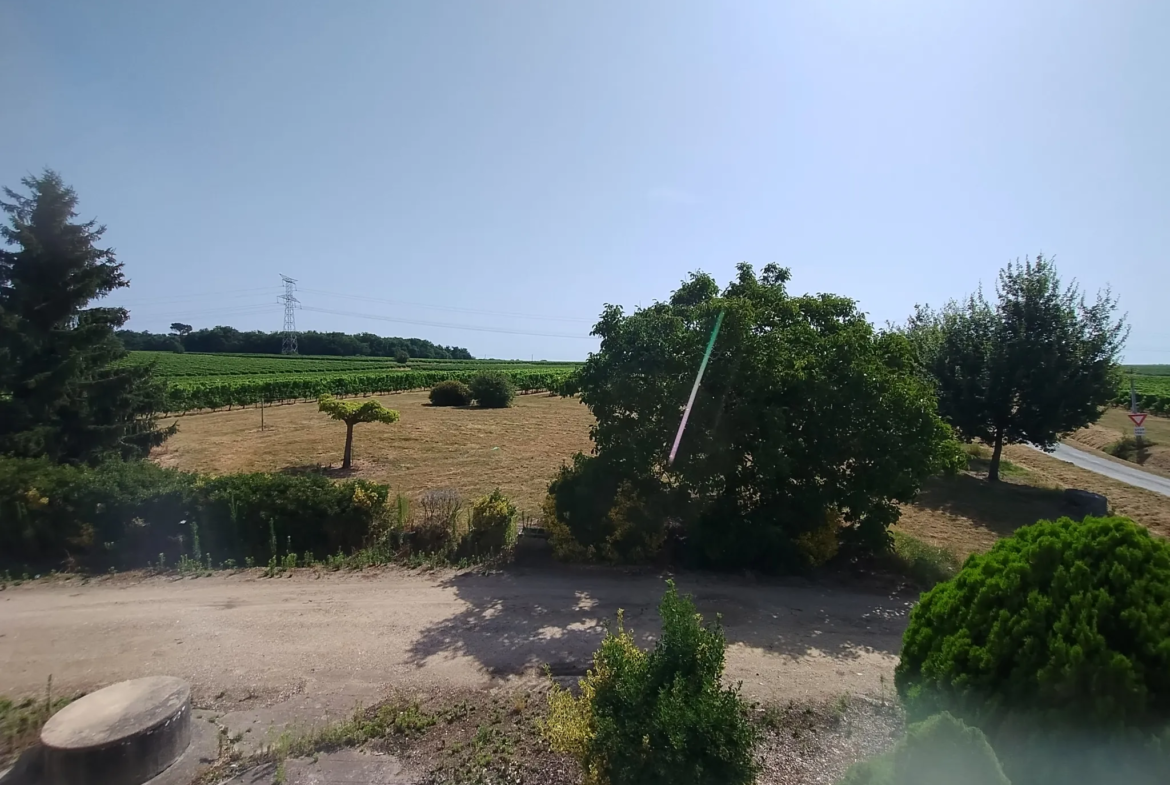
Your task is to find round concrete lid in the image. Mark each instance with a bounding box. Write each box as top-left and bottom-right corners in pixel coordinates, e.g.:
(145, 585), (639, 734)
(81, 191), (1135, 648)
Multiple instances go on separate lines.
(41, 676), (191, 750)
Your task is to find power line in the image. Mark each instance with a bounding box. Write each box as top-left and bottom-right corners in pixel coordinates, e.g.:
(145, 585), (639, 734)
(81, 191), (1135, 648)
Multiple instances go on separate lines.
(299, 287), (595, 323)
(299, 305), (596, 339)
(110, 286), (282, 307)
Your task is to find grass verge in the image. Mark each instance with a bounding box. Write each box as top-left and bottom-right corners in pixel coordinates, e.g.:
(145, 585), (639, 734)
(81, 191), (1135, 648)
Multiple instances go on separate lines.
(0, 680), (82, 768)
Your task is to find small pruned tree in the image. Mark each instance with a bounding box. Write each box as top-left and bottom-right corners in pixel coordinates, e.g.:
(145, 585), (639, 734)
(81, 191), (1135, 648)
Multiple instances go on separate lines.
(317, 395), (399, 470)
(905, 255), (1127, 481)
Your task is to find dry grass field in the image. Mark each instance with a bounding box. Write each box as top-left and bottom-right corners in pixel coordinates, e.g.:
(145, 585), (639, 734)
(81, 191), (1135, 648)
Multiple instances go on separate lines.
(153, 394), (1169, 559)
(153, 391), (594, 516)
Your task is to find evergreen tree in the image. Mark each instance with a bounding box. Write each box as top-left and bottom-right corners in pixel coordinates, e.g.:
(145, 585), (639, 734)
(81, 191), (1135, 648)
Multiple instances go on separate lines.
(0, 170), (174, 464)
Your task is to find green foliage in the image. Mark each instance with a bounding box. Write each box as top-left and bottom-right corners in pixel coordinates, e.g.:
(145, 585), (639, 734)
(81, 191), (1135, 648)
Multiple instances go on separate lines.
(896, 515), (1170, 784)
(469, 372), (516, 408)
(0, 170), (174, 464)
(839, 712), (1009, 785)
(544, 581), (759, 785)
(0, 456), (390, 569)
(556, 264), (964, 569)
(317, 395), (399, 469)
(465, 489), (518, 555)
(544, 455), (670, 563)
(903, 255), (1127, 481)
(394, 349), (410, 364)
(135, 358), (574, 413)
(317, 395), (400, 426)
(429, 379), (474, 407)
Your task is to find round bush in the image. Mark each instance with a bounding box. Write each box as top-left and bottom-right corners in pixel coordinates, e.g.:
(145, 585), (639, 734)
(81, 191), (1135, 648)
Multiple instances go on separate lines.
(896, 515), (1170, 781)
(469, 373), (515, 409)
(429, 379), (473, 407)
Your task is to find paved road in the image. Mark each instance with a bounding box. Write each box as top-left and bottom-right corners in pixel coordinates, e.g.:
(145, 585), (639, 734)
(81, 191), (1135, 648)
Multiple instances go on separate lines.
(1029, 442), (1170, 497)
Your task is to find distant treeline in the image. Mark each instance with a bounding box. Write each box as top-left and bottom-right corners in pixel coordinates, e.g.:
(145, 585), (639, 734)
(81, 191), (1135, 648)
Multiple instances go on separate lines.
(116, 327), (473, 359)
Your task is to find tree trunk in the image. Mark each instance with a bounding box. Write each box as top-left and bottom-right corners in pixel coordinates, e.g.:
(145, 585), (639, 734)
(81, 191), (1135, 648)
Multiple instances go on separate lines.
(342, 422), (354, 470)
(988, 427), (1004, 482)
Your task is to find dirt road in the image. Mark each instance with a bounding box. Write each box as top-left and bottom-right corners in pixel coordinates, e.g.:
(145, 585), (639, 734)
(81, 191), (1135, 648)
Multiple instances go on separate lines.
(0, 566), (907, 711)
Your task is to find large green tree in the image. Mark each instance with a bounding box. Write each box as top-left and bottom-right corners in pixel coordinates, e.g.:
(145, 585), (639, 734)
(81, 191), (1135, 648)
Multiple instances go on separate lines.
(556, 263), (963, 566)
(906, 255), (1127, 481)
(0, 170), (174, 464)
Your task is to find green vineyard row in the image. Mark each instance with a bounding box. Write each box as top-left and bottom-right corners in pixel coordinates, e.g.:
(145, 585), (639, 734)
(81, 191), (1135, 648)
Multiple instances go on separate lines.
(162, 369), (576, 413)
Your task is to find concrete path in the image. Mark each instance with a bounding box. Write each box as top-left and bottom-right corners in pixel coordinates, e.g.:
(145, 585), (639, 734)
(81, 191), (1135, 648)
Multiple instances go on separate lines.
(1030, 442), (1170, 497)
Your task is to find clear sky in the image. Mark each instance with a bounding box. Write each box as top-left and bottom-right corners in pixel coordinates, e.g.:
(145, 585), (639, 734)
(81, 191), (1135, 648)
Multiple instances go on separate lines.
(2, 1), (1166, 362)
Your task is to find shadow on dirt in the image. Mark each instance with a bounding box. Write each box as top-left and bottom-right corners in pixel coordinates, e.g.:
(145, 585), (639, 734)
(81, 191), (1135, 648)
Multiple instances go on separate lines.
(405, 559), (908, 680)
(915, 474), (1084, 538)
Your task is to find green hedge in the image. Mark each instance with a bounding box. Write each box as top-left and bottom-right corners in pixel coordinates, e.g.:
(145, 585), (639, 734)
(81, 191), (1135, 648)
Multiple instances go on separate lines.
(0, 457), (389, 570)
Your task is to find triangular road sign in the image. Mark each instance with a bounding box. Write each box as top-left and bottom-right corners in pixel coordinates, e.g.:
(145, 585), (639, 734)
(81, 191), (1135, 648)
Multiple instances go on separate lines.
(1129, 413), (1147, 427)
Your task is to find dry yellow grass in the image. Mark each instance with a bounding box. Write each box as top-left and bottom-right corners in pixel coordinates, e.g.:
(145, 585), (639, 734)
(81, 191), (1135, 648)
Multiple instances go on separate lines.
(152, 392), (595, 516)
(153, 395), (1169, 560)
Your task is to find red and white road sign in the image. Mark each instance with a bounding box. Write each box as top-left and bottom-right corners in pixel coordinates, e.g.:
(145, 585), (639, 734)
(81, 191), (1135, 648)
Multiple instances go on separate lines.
(1129, 413), (1147, 427)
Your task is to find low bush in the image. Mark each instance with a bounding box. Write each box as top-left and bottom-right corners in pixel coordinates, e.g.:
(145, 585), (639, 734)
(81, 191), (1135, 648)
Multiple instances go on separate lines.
(469, 372), (516, 409)
(896, 515), (1170, 784)
(0, 456), (390, 570)
(543, 454), (669, 564)
(407, 489), (466, 555)
(839, 712), (1009, 785)
(544, 580), (758, 785)
(464, 489), (517, 555)
(429, 380), (473, 407)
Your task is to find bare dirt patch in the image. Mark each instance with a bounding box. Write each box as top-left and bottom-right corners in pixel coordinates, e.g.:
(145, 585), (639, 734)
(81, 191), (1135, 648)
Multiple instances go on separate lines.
(151, 392), (595, 515)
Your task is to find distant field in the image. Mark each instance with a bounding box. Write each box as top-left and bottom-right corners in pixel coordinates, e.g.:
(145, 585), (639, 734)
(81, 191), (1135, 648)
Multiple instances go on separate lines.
(121, 351), (583, 413)
(1124, 365), (1170, 376)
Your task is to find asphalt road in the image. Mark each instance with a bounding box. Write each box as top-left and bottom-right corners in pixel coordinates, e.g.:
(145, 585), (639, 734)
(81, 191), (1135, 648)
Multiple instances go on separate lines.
(1029, 442), (1170, 497)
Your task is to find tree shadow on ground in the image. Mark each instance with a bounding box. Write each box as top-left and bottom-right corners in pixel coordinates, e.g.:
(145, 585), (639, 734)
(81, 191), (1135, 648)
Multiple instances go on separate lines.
(915, 473), (1082, 538)
(405, 559), (908, 682)
(278, 464), (359, 479)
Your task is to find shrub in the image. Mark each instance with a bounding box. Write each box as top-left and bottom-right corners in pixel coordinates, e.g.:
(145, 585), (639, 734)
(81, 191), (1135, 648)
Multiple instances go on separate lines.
(839, 712), (1008, 785)
(544, 580), (759, 785)
(543, 454), (668, 564)
(464, 489), (518, 555)
(429, 380), (472, 407)
(407, 489), (465, 555)
(469, 372), (516, 408)
(0, 456), (390, 570)
(394, 349), (410, 364)
(794, 509), (842, 567)
(896, 515), (1170, 784)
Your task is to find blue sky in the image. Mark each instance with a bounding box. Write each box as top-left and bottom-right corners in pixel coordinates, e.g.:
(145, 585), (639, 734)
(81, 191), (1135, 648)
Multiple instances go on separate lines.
(2, 1), (1166, 361)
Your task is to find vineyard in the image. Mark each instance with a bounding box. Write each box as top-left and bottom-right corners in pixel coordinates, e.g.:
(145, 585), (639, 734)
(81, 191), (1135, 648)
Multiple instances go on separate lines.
(1115, 366), (1170, 415)
(121, 352), (582, 413)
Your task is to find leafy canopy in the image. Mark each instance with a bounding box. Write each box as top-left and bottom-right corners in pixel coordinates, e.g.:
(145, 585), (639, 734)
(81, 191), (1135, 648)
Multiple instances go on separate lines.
(317, 395), (400, 426)
(0, 170), (173, 464)
(902, 255), (1126, 480)
(567, 263), (963, 564)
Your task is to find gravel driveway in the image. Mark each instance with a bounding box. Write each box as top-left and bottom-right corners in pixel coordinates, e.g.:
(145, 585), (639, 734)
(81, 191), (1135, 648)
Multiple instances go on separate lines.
(0, 566), (909, 711)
